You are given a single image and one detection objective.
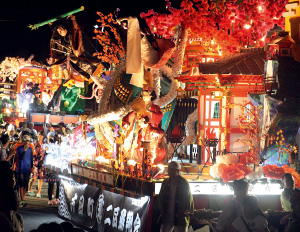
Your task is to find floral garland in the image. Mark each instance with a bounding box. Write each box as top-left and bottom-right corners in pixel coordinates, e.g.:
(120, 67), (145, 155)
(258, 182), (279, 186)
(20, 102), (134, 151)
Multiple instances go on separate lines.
(182, 108), (198, 146)
(221, 163), (252, 182)
(262, 164), (300, 187)
(87, 59), (131, 124)
(93, 12), (125, 65)
(152, 64), (179, 107)
(0, 56), (34, 82)
(99, 121), (114, 147)
(151, 68), (161, 100)
(263, 164), (285, 180)
(153, 77), (179, 108)
(193, 209), (221, 224)
(152, 26), (187, 108)
(210, 153), (300, 185)
(171, 26), (188, 77)
(141, 0), (288, 56)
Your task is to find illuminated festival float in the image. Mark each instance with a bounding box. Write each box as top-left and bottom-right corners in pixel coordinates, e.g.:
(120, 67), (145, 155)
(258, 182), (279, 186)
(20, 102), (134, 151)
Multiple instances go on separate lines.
(1, 0), (300, 231)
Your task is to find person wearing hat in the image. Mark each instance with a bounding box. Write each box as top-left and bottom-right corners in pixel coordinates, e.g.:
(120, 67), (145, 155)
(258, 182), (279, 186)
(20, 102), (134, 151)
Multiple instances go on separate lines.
(15, 135), (34, 207)
(158, 161), (194, 232)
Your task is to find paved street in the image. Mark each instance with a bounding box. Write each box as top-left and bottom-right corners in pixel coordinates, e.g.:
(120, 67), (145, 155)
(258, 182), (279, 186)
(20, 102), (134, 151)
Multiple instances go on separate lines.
(18, 196), (66, 232)
(17, 182), (88, 232)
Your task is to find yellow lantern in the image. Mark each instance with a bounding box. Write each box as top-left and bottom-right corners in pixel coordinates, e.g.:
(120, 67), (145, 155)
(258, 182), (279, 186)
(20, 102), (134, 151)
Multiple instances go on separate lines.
(176, 87), (185, 99)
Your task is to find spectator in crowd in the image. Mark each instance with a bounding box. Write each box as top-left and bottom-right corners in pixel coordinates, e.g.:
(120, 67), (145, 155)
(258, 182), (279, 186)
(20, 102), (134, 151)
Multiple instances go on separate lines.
(0, 125), (4, 135)
(45, 134), (60, 205)
(19, 122), (28, 133)
(19, 125), (31, 139)
(60, 221), (74, 232)
(158, 161), (194, 232)
(47, 132), (55, 144)
(43, 123), (53, 141)
(9, 131), (35, 169)
(217, 179), (249, 232)
(28, 131), (45, 198)
(29, 221), (85, 232)
(0, 134), (10, 161)
(8, 125), (18, 142)
(232, 195), (269, 232)
(0, 212), (14, 232)
(4, 123), (10, 134)
(281, 173), (300, 212)
(57, 122), (67, 136)
(16, 135), (34, 207)
(7, 131), (33, 170)
(283, 191), (300, 232)
(28, 122), (38, 142)
(0, 161), (23, 232)
(35, 222), (63, 232)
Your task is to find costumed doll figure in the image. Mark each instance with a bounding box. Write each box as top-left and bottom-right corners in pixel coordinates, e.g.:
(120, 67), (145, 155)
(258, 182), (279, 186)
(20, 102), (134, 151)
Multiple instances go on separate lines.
(50, 15), (84, 62)
(121, 111), (137, 158)
(17, 82), (35, 112)
(141, 91), (166, 165)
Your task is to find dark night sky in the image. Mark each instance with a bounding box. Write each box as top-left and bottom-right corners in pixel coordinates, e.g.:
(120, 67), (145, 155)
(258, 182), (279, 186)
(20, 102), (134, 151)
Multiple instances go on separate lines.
(0, 0), (178, 63)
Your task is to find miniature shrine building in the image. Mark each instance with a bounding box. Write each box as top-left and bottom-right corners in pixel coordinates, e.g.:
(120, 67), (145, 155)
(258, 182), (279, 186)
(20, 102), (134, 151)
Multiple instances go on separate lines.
(176, 47), (268, 163)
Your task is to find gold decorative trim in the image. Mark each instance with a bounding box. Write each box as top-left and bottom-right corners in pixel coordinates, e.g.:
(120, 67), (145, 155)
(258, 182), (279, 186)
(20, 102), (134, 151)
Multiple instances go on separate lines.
(114, 75), (133, 103)
(161, 102), (173, 113)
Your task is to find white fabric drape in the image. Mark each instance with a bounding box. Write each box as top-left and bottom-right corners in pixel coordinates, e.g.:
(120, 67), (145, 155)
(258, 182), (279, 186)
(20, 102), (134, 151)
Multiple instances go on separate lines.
(126, 17), (143, 88)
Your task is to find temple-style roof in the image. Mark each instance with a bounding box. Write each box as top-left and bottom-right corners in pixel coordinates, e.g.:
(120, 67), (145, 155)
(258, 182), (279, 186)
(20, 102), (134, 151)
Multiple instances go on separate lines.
(268, 34), (295, 45)
(198, 47), (265, 75)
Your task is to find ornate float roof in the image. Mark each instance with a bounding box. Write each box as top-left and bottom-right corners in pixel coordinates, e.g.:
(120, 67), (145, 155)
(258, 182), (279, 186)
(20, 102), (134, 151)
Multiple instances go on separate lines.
(197, 47), (265, 75)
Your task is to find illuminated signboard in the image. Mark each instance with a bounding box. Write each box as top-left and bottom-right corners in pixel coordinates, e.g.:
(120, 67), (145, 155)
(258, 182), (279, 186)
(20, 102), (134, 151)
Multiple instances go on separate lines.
(154, 181), (282, 195)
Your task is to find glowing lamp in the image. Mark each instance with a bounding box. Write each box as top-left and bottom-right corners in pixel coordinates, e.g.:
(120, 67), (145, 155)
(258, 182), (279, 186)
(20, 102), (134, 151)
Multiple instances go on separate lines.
(96, 156), (109, 164)
(156, 164), (165, 172)
(152, 164), (165, 179)
(128, 159), (137, 175)
(211, 90), (223, 99)
(244, 24), (251, 29)
(78, 155), (86, 160)
(128, 160), (137, 166)
(4, 108), (11, 115)
(258, 5), (263, 12)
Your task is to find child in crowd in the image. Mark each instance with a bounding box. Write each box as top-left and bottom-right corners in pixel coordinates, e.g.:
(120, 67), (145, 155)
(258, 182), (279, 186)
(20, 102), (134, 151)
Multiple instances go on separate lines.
(232, 195), (269, 232)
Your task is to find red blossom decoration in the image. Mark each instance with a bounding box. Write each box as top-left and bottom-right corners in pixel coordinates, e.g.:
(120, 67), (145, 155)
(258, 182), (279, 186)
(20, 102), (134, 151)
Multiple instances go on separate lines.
(141, 0), (288, 56)
(236, 163), (252, 176)
(221, 163), (246, 182)
(262, 164), (285, 179)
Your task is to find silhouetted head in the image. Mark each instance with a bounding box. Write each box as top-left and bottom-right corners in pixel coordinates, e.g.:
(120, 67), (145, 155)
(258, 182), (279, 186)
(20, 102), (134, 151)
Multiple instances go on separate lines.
(282, 173), (295, 190)
(168, 161), (181, 180)
(233, 179), (249, 200)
